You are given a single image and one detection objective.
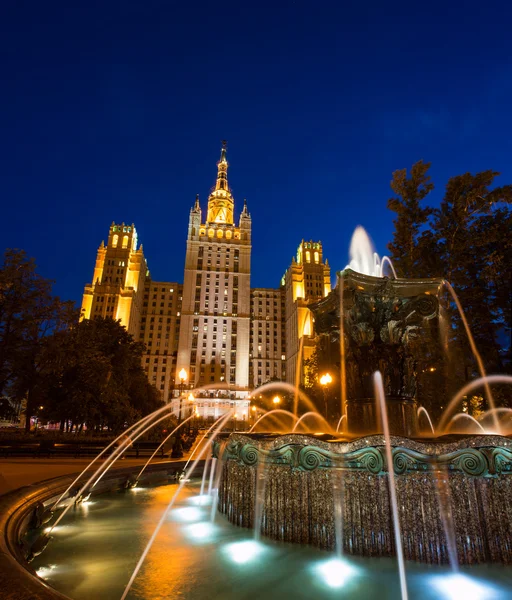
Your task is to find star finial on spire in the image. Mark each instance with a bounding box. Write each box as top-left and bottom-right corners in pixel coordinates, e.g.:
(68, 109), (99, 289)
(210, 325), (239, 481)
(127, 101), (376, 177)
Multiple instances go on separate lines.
(220, 140), (227, 162)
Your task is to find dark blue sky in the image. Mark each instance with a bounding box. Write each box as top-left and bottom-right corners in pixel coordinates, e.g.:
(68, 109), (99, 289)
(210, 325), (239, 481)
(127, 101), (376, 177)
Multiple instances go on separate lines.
(2, 1), (511, 304)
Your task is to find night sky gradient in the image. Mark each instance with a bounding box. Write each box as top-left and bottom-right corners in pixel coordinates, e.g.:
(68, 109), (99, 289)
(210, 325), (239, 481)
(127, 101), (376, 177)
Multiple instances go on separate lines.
(2, 1), (512, 305)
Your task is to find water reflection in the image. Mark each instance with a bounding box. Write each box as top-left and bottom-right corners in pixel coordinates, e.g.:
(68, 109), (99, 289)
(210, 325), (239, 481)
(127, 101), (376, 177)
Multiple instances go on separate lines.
(31, 481), (512, 600)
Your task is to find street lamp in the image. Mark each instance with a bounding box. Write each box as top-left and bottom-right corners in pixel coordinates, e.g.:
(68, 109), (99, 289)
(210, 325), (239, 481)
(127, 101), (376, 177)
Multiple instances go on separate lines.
(320, 373), (332, 421)
(171, 368), (188, 458)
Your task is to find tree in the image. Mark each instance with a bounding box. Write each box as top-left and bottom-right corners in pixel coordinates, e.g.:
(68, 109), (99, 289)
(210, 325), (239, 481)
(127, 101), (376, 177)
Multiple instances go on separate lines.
(431, 171), (512, 380)
(387, 166), (512, 412)
(39, 317), (163, 431)
(387, 160), (434, 277)
(0, 249), (77, 430)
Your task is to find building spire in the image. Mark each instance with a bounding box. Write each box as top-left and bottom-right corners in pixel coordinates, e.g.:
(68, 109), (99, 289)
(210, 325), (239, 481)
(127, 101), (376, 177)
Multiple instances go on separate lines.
(215, 140), (229, 192)
(207, 141), (234, 224)
(194, 193), (200, 211)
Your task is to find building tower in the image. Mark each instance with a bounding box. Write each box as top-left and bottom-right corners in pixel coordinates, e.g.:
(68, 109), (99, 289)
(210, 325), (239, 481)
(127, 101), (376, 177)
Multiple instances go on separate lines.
(284, 240), (331, 387)
(81, 223), (148, 337)
(175, 143), (252, 419)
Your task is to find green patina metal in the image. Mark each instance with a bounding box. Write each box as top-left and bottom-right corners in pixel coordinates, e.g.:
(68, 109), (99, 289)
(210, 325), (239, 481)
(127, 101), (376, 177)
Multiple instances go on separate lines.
(212, 438), (512, 478)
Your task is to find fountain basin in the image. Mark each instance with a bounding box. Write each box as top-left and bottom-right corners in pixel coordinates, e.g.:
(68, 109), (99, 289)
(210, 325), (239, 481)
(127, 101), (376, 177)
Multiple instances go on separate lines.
(0, 461), (193, 600)
(215, 433), (512, 564)
(1, 457), (511, 599)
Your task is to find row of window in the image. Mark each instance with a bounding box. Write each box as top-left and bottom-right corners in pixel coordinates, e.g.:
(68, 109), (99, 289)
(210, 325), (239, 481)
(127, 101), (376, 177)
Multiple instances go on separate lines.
(198, 228), (242, 240)
(106, 259), (126, 267)
(111, 234), (130, 249)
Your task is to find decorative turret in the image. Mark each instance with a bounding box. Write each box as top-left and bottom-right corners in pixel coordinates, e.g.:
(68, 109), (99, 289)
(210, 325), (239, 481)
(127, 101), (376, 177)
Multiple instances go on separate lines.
(206, 141), (234, 225)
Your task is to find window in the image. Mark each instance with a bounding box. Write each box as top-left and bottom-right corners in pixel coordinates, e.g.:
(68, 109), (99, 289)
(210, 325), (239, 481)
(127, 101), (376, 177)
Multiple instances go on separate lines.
(122, 235), (129, 249)
(112, 234), (119, 248)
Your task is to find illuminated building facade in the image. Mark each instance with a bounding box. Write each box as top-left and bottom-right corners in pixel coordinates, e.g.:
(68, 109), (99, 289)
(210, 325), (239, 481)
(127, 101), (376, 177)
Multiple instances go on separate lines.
(81, 223), (147, 338)
(249, 288), (286, 388)
(284, 241), (331, 388)
(81, 145), (330, 420)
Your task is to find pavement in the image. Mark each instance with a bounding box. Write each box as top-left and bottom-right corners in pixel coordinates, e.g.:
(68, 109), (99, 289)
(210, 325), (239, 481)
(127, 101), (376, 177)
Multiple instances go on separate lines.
(0, 434), (209, 496)
(0, 456), (154, 495)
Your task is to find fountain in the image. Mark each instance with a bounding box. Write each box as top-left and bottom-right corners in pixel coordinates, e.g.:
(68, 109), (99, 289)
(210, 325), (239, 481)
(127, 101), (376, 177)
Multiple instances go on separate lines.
(214, 228), (512, 568)
(1, 226), (511, 599)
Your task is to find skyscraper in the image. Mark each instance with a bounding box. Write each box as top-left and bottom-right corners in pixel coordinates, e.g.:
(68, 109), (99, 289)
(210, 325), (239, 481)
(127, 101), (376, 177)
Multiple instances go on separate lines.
(175, 142), (252, 402)
(81, 144), (331, 422)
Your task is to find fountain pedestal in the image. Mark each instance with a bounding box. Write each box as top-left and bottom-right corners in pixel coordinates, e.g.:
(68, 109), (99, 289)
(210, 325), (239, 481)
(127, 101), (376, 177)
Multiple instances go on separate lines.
(310, 269), (442, 436)
(215, 432), (512, 565)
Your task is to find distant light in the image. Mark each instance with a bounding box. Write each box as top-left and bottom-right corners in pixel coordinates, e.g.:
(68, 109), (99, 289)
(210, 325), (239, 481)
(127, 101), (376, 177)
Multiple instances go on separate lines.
(186, 522), (216, 541)
(130, 487), (144, 492)
(314, 558), (358, 588)
(171, 507), (203, 522)
(430, 573), (501, 600)
(320, 373), (332, 386)
(224, 540), (266, 564)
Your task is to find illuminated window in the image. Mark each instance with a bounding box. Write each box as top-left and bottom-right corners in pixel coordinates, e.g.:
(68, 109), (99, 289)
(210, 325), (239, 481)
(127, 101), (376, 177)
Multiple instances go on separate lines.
(306, 251), (311, 263)
(314, 251), (319, 263)
(122, 235), (129, 249)
(217, 229), (223, 238)
(200, 229), (205, 236)
(112, 234), (119, 248)
(225, 230), (232, 239)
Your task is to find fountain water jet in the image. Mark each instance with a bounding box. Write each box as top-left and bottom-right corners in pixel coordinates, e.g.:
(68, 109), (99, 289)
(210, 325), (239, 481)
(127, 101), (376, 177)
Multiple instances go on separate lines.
(253, 461), (267, 541)
(200, 452), (212, 496)
(373, 371), (408, 600)
(437, 375), (512, 433)
(336, 414), (346, 433)
(417, 407), (435, 435)
(120, 410), (233, 600)
(442, 280), (500, 433)
(208, 457), (217, 496)
(135, 414), (195, 483)
(292, 411), (333, 433)
(445, 413), (485, 434)
(346, 226), (396, 278)
(249, 409), (298, 433)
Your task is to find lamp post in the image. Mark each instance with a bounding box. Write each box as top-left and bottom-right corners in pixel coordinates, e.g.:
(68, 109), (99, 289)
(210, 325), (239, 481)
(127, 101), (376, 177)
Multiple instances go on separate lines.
(320, 373), (332, 422)
(171, 368), (188, 458)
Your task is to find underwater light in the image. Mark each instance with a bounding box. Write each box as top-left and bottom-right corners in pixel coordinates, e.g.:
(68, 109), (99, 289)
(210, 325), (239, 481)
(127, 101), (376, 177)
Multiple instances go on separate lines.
(189, 494), (212, 506)
(171, 507), (203, 522)
(186, 522), (216, 541)
(430, 573), (500, 600)
(314, 558), (358, 588)
(35, 564), (57, 578)
(224, 540), (266, 564)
